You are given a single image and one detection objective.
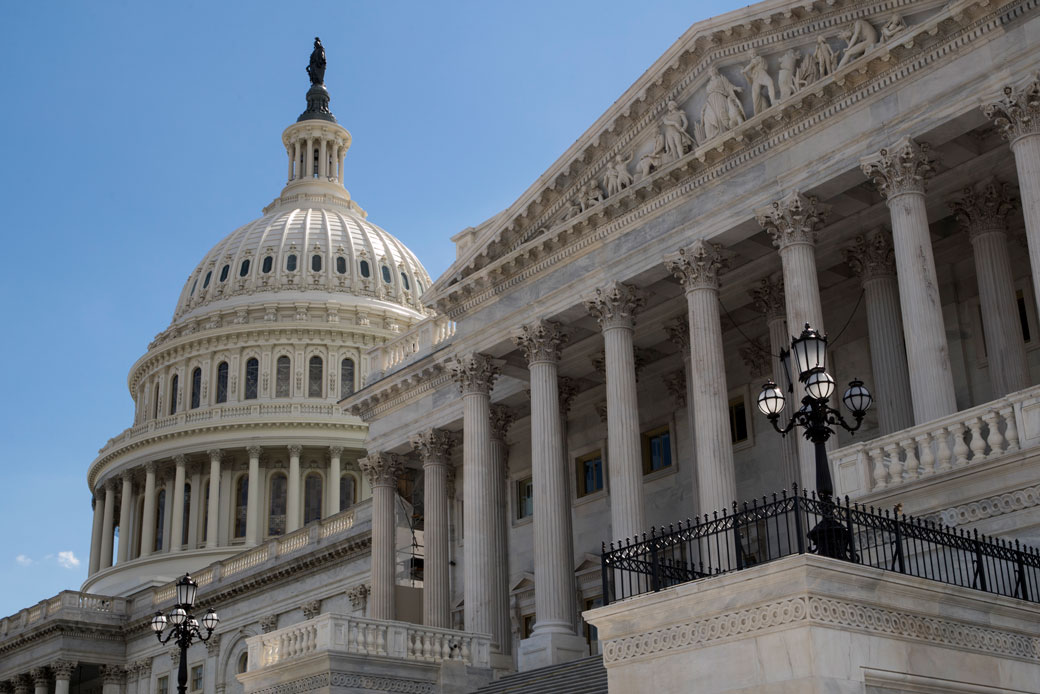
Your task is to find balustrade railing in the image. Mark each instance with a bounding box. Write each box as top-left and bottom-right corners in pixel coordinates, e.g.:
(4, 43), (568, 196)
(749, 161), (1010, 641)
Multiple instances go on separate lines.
(364, 314), (455, 383)
(0, 591), (129, 638)
(248, 614), (491, 671)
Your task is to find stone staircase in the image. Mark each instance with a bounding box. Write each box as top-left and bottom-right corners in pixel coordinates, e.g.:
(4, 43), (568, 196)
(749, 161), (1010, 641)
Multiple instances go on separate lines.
(472, 655), (608, 694)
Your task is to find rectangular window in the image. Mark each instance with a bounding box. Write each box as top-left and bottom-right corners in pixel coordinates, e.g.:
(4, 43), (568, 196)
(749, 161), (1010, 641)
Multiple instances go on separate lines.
(190, 664), (203, 692)
(521, 614), (535, 639)
(157, 676), (169, 694)
(729, 396), (749, 444)
(575, 451), (604, 497)
(515, 477), (533, 520)
(1018, 289), (1032, 342)
(641, 426), (672, 474)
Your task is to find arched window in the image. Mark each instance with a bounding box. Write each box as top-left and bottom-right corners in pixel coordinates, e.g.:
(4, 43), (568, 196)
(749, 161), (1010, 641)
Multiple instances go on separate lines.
(219, 264), (230, 282)
(401, 272), (410, 291)
(216, 362), (229, 403)
(181, 483), (191, 546)
(237, 653), (248, 674)
(153, 382), (160, 419)
(286, 254), (297, 272)
(203, 271), (212, 288)
(190, 279), (198, 296)
(190, 367), (202, 409)
(169, 374), (179, 415)
(340, 358), (355, 397)
(340, 475), (356, 512)
(308, 356), (323, 397)
(275, 356), (291, 397)
(234, 475), (248, 539)
(201, 482), (209, 542)
(312, 147), (319, 178)
(336, 257), (347, 274)
(381, 265), (392, 283)
(311, 254), (322, 272)
(359, 260), (371, 278)
(304, 473), (323, 524)
(245, 358), (259, 399)
(262, 256), (273, 273)
(268, 474), (287, 536)
(239, 259), (250, 277)
(155, 489), (166, 552)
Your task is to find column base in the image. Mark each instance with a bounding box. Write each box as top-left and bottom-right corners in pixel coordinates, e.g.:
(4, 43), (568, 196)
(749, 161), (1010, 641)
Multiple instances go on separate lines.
(517, 631), (588, 671)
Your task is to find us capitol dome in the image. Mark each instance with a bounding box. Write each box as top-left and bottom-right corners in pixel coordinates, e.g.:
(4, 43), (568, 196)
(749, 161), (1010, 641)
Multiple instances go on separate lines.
(82, 45), (431, 597)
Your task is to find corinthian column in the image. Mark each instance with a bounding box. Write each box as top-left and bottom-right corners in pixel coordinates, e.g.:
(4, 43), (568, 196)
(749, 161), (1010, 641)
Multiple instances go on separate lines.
(89, 492), (104, 574)
(514, 321), (586, 667)
(246, 446), (262, 544)
(748, 276), (800, 486)
(52, 661), (76, 694)
(665, 318), (698, 482)
(844, 231), (914, 434)
(583, 282), (647, 542)
(360, 452), (404, 620)
(488, 404), (516, 656)
(117, 472), (133, 563)
(328, 446), (343, 514)
(862, 138), (957, 423)
(140, 463), (158, 557)
(950, 178), (1029, 397)
(206, 450), (221, 547)
(451, 353), (504, 650)
(287, 445), (303, 533)
(411, 429), (454, 629)
(666, 241), (736, 511)
(29, 669), (47, 694)
(170, 455), (187, 552)
(985, 75), (1040, 318)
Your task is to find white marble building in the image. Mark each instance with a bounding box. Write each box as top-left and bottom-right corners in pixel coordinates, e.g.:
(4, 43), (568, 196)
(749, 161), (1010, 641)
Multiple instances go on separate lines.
(6, 1), (1040, 692)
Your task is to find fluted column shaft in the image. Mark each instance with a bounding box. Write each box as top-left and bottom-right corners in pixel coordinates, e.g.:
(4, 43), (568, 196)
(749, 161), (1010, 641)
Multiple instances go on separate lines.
(1012, 133), (1040, 316)
(361, 453), (403, 621)
(863, 276), (915, 431)
(117, 473), (133, 563)
(100, 482), (116, 569)
(413, 431), (452, 629)
(319, 138), (328, 178)
(766, 313), (801, 484)
(287, 445), (302, 532)
(170, 456), (187, 552)
(246, 446), (262, 544)
(89, 493), (104, 574)
(140, 464), (157, 557)
(488, 409), (513, 653)
(206, 450), (221, 548)
(328, 447), (342, 514)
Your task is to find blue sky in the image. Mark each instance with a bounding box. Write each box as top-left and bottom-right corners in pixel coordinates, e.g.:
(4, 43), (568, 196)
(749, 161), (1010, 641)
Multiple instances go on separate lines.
(0, 1), (746, 616)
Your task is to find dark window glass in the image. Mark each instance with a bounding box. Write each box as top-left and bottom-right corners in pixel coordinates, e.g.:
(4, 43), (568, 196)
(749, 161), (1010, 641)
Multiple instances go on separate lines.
(729, 398), (749, 444)
(576, 452), (604, 497)
(340, 358), (355, 397)
(269, 474), (287, 536)
(234, 475), (248, 538)
(216, 362), (228, 403)
(202, 483), (209, 542)
(641, 426), (672, 474)
(181, 483), (191, 546)
(169, 374), (179, 415)
(308, 356), (323, 397)
(237, 653), (248, 675)
(203, 271), (212, 288)
(191, 666), (203, 693)
(286, 254), (297, 272)
(381, 265), (392, 283)
(359, 260), (370, 278)
(401, 273), (410, 290)
(1018, 290), (1031, 342)
(190, 279), (197, 296)
(153, 383), (160, 419)
(155, 489), (166, 552)
(190, 367), (202, 409)
(276, 356), (291, 397)
(304, 474), (323, 524)
(219, 264), (230, 282)
(516, 477), (533, 520)
(245, 358), (259, 400)
(336, 257), (347, 274)
(311, 254), (322, 272)
(239, 259), (250, 277)
(340, 475), (355, 512)
(262, 256), (273, 273)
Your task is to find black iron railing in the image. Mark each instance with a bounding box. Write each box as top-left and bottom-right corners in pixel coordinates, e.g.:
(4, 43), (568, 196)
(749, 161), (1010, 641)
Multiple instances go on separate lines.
(601, 486), (1040, 605)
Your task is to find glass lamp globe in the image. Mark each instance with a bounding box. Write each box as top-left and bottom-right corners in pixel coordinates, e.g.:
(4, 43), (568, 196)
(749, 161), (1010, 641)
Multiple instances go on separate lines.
(757, 382), (786, 416)
(169, 607), (188, 626)
(176, 574), (198, 608)
(804, 370), (835, 401)
(188, 617), (199, 630)
(151, 612), (167, 634)
(842, 379), (873, 415)
(791, 324), (827, 379)
(202, 608), (220, 631)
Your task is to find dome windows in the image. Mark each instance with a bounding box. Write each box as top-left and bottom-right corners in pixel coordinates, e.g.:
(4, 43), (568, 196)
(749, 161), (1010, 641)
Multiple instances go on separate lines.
(190, 367), (202, 409)
(190, 279), (198, 296)
(340, 358), (355, 397)
(304, 473), (323, 524)
(311, 254), (322, 272)
(169, 374), (179, 415)
(381, 265), (392, 284)
(401, 272), (410, 291)
(244, 358), (259, 400)
(239, 259), (251, 277)
(262, 256), (273, 273)
(308, 356), (323, 397)
(286, 254), (298, 272)
(275, 356), (291, 397)
(203, 271), (212, 289)
(336, 257), (347, 274)
(219, 264), (230, 282)
(216, 362), (229, 403)
(359, 260), (371, 278)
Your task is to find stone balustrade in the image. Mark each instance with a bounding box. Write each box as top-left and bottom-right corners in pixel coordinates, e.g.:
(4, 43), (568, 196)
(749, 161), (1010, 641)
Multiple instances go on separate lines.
(365, 314), (455, 383)
(834, 385), (1040, 498)
(247, 613), (491, 671)
(0, 591), (129, 640)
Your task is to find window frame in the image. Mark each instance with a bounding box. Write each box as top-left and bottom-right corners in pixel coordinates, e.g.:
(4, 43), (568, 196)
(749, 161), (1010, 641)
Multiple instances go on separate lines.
(267, 472), (288, 537)
(189, 367), (202, 410)
(244, 357), (259, 400)
(232, 473), (248, 540)
(190, 663), (203, 693)
(513, 475), (533, 524)
(339, 473), (357, 513)
(640, 422), (675, 477)
(574, 446), (606, 501)
(308, 355), (323, 398)
(215, 361), (229, 404)
(303, 471), (324, 525)
(275, 355), (291, 398)
(728, 385), (754, 452)
(340, 357), (356, 397)
(286, 254), (298, 272)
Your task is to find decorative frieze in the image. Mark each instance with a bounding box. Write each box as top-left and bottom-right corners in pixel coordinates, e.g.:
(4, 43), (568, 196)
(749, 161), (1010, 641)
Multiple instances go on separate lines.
(451, 353), (500, 396)
(583, 281), (646, 330)
(948, 178), (1017, 238)
(513, 319), (569, 364)
(936, 485), (1040, 528)
(359, 453), (404, 488)
(755, 191), (829, 250)
(983, 74), (1040, 143)
(860, 137), (936, 199)
(844, 229), (896, 281)
(665, 240), (728, 292)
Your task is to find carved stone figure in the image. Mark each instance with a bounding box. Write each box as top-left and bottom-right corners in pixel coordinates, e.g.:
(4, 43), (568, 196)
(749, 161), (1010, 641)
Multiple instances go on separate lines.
(741, 52), (777, 116)
(604, 153), (634, 196)
(561, 197), (582, 221)
(661, 100), (695, 160)
(637, 131), (666, 178)
(812, 36), (837, 80)
(701, 67), (746, 140)
(307, 37), (327, 85)
(778, 49), (805, 101)
(579, 179), (605, 212)
(838, 19), (879, 68)
(881, 14), (907, 41)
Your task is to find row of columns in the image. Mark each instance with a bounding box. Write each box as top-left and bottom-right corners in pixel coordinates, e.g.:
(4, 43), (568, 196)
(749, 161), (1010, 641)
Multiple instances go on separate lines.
(2, 661), (77, 694)
(88, 445), (352, 576)
(287, 136), (347, 182)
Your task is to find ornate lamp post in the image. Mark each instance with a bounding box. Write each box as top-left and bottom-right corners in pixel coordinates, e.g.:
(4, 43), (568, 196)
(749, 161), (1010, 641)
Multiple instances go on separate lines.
(756, 324), (873, 559)
(151, 574), (219, 694)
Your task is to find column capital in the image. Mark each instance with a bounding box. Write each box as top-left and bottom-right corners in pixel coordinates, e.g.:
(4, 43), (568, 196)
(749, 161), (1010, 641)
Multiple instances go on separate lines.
(451, 352), (500, 396)
(665, 240), (728, 292)
(172, 454), (188, 466)
(29, 668), (48, 688)
(327, 445), (344, 459)
(287, 444), (303, 458)
(755, 191), (830, 249)
(558, 376), (579, 416)
(982, 73), (1040, 144)
(259, 614), (278, 633)
(948, 177), (1017, 239)
(748, 276), (786, 321)
(410, 428), (454, 465)
(359, 452), (404, 488)
(583, 281), (647, 330)
(739, 338), (772, 379)
(50, 661), (76, 680)
(99, 665), (125, 686)
(513, 319), (569, 364)
(206, 448), (222, 462)
(663, 370), (687, 407)
(860, 137), (935, 198)
(247, 445), (263, 458)
(347, 584), (370, 610)
(144, 461), (158, 475)
(104, 477), (118, 492)
(121, 468), (134, 482)
(489, 404), (517, 442)
(205, 632), (221, 657)
(844, 229), (896, 281)
(664, 315), (689, 350)
(135, 659), (151, 679)
(12, 675), (30, 694)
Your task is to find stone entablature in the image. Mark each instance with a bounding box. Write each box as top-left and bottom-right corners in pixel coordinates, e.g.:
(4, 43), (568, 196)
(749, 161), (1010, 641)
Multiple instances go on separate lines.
(426, 0), (1021, 319)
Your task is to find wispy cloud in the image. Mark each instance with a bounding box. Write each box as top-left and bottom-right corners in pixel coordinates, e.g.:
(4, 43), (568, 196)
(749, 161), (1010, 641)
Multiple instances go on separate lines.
(56, 551), (80, 569)
(15, 555), (33, 567)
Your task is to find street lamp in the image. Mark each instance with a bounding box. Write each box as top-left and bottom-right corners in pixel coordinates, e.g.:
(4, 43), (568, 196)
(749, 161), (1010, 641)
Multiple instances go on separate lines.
(756, 324), (873, 559)
(152, 574), (219, 694)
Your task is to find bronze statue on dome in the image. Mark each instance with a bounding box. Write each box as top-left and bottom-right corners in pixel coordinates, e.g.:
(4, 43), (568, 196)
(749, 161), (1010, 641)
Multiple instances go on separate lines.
(307, 37), (327, 85)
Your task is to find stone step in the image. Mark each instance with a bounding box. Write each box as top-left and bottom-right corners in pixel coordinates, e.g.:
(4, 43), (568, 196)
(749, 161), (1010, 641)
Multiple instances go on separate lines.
(472, 655), (608, 694)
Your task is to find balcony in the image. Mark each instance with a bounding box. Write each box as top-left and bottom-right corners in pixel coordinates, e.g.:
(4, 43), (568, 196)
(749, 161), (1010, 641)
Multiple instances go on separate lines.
(364, 313), (455, 384)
